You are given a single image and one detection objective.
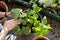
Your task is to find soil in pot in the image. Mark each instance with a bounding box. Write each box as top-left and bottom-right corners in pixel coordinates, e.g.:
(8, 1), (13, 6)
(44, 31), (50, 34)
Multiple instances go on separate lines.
(0, 7), (6, 12)
(0, 1), (8, 12)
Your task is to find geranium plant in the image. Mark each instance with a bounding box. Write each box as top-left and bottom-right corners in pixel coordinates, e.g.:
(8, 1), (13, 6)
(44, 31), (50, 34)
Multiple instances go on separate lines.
(11, 4), (51, 36)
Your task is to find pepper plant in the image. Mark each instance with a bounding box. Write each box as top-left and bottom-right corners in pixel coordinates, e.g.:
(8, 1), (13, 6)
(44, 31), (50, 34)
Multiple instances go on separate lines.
(11, 4), (51, 36)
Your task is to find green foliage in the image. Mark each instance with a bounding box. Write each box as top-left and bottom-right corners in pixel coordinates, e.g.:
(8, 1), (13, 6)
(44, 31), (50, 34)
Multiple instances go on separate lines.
(11, 8), (22, 19)
(32, 4), (42, 13)
(38, 0), (57, 8)
(42, 16), (47, 24)
(22, 27), (31, 34)
(38, 0), (60, 13)
(13, 26), (21, 35)
(34, 30), (48, 36)
(33, 16), (51, 36)
(11, 5), (51, 36)
(56, 0), (60, 9)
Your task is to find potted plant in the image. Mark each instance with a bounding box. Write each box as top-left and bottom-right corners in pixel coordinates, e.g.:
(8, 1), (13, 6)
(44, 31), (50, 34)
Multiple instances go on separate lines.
(10, 4), (51, 40)
(38, 0), (60, 21)
(8, 0), (60, 22)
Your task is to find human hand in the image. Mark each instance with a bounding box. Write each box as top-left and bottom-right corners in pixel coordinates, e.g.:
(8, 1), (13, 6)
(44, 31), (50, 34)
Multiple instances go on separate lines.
(3, 19), (18, 32)
(0, 12), (5, 18)
(0, 12), (12, 18)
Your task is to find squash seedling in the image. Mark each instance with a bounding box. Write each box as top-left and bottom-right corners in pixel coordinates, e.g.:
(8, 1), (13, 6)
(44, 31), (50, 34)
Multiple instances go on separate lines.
(11, 5), (51, 36)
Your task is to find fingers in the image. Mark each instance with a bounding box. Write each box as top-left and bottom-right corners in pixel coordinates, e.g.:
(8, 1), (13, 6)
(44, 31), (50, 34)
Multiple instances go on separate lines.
(7, 12), (12, 17)
(0, 12), (5, 18)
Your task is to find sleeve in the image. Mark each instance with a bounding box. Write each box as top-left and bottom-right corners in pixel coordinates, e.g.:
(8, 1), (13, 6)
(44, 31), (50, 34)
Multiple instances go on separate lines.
(5, 34), (17, 40)
(0, 23), (3, 32)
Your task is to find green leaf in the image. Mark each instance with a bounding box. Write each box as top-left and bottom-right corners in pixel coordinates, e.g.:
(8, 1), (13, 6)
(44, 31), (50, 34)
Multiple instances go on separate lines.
(34, 20), (40, 26)
(32, 4), (42, 12)
(33, 14), (39, 20)
(34, 26), (41, 32)
(22, 27), (31, 34)
(34, 32), (41, 36)
(34, 30), (48, 36)
(40, 23), (48, 30)
(32, 4), (37, 8)
(21, 18), (27, 25)
(26, 11), (31, 17)
(58, 0), (60, 4)
(33, 6), (42, 13)
(39, 30), (49, 36)
(57, 5), (60, 9)
(27, 18), (34, 24)
(13, 26), (21, 35)
(42, 16), (47, 24)
(46, 24), (52, 29)
(29, 10), (36, 15)
(30, 14), (38, 20)
(11, 8), (22, 19)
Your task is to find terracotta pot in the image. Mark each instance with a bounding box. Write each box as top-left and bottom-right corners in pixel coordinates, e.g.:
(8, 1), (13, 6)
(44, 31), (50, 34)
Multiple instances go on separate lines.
(32, 36), (49, 40)
(0, 1), (8, 24)
(0, 1), (8, 12)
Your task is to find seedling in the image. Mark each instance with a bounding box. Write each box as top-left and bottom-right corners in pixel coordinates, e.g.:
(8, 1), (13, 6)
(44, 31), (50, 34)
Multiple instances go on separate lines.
(11, 4), (51, 36)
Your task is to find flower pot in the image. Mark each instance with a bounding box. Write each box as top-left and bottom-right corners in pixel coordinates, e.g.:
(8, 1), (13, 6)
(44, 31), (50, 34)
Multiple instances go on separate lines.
(0, 1), (8, 12)
(32, 36), (49, 40)
(0, 1), (8, 24)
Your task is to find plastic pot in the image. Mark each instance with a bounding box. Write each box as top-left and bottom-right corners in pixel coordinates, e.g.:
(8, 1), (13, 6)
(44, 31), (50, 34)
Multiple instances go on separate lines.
(32, 36), (49, 40)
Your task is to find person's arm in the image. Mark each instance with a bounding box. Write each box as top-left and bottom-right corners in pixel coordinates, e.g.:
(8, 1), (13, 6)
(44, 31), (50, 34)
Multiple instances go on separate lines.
(0, 19), (18, 40)
(0, 29), (8, 40)
(0, 12), (5, 18)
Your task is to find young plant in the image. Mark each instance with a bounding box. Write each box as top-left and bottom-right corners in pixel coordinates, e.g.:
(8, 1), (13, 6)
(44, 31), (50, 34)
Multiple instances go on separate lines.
(38, 0), (57, 8)
(11, 5), (51, 36)
(38, 0), (60, 13)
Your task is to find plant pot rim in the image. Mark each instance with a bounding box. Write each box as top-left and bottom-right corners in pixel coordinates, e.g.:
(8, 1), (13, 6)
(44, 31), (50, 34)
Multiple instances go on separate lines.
(0, 1), (8, 11)
(32, 36), (49, 40)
